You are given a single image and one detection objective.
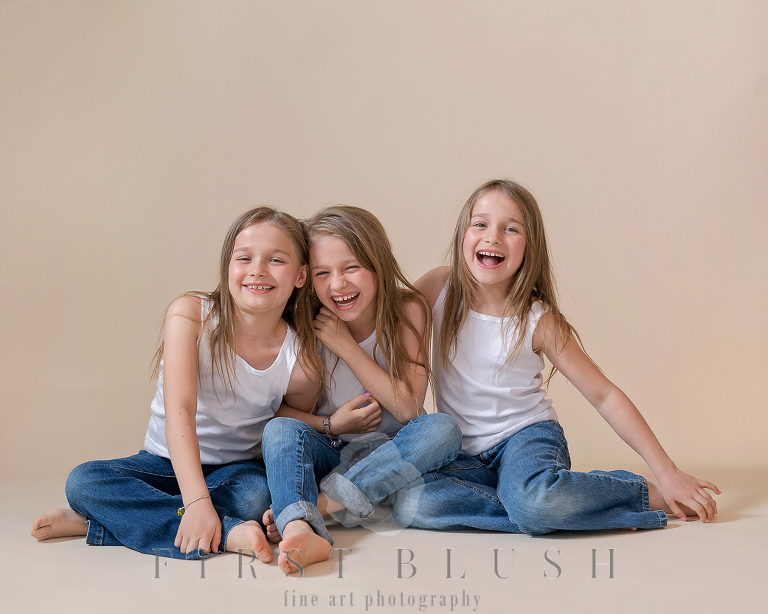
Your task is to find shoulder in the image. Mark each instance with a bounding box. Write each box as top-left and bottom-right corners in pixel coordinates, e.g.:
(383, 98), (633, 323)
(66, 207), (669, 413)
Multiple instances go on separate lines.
(163, 295), (205, 348)
(528, 300), (549, 321)
(414, 266), (450, 309)
(531, 304), (569, 354)
(401, 292), (431, 332)
(160, 295), (205, 370)
(166, 294), (204, 321)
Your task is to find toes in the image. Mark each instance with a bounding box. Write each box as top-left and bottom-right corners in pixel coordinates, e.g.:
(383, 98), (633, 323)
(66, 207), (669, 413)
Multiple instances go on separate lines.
(277, 552), (297, 575)
(256, 547), (273, 563)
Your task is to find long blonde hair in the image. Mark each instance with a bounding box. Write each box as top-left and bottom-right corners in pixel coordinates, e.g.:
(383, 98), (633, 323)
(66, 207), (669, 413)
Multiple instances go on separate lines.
(152, 207), (322, 394)
(439, 180), (577, 382)
(304, 205), (430, 404)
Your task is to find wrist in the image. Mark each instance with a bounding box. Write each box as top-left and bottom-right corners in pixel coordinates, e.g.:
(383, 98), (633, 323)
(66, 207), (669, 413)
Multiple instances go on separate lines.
(322, 415), (342, 448)
(177, 494), (211, 517)
(651, 461), (679, 480)
(334, 339), (364, 364)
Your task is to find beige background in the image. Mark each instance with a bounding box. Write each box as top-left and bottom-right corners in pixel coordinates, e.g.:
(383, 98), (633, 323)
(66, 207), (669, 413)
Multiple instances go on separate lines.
(1, 2), (766, 612)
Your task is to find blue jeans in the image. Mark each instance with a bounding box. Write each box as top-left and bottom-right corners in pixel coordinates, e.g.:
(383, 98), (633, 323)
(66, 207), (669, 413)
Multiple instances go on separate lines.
(261, 413), (462, 544)
(392, 420), (667, 533)
(65, 450), (271, 559)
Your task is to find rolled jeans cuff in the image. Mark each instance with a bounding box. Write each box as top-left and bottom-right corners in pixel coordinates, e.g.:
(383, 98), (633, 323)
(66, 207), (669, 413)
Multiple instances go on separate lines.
(221, 515), (245, 551)
(637, 475), (668, 529)
(276, 501), (334, 545)
(84, 518), (121, 546)
(320, 472), (374, 522)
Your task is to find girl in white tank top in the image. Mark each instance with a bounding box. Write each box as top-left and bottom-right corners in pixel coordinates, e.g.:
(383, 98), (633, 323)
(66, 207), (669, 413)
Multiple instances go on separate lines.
(262, 206), (461, 575)
(32, 208), (322, 562)
(408, 180), (719, 534)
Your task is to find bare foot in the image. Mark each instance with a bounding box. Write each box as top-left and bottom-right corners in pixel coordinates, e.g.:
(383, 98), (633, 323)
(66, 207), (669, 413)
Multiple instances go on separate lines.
(225, 520), (273, 562)
(316, 493), (345, 517)
(640, 473), (697, 520)
(262, 509), (281, 544)
(278, 520), (331, 574)
(31, 508), (88, 540)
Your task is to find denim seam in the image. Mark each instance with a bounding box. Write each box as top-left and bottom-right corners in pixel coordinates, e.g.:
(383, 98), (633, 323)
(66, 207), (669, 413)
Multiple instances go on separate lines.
(445, 477), (502, 504)
(85, 519), (104, 545)
(637, 476), (667, 528)
(555, 441), (570, 470)
(637, 475), (651, 511)
(109, 464), (176, 478)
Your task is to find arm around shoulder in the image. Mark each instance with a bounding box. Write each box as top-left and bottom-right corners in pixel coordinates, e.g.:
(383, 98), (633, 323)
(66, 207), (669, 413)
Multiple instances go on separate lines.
(414, 266), (450, 309)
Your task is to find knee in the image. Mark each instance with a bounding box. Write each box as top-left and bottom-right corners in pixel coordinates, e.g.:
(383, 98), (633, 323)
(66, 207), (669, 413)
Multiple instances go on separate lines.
(262, 418), (310, 456)
(424, 413), (463, 455)
(65, 460), (105, 507)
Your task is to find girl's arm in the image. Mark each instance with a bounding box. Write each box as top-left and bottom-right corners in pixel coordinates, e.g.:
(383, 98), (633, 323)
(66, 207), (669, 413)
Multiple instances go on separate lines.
(279, 360), (382, 434)
(534, 312), (720, 522)
(414, 266), (450, 309)
(275, 394), (382, 434)
(162, 296), (222, 554)
(313, 296), (430, 424)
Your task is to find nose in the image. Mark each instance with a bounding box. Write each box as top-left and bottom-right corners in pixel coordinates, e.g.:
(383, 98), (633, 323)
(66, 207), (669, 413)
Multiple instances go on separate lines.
(330, 271), (347, 292)
(250, 260), (267, 276)
(485, 229), (500, 245)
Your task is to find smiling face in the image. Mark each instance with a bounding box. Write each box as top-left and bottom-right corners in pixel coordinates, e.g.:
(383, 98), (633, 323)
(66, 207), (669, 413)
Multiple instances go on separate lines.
(227, 223), (307, 317)
(462, 189), (527, 293)
(310, 233), (378, 332)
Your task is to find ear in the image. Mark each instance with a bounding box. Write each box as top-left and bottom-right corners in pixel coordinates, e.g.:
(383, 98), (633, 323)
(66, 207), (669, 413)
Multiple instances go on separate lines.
(295, 264), (307, 288)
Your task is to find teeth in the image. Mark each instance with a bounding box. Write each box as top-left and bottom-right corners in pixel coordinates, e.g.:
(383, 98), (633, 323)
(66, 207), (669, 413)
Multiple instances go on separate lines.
(246, 285), (273, 290)
(333, 293), (359, 303)
(478, 251), (504, 258)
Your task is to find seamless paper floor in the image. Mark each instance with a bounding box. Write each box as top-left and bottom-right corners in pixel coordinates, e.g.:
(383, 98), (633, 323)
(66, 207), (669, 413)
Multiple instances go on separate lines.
(2, 465), (765, 613)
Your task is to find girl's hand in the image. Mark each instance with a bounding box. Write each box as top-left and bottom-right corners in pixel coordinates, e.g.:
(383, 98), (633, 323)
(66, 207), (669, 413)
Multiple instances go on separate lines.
(329, 393), (382, 434)
(656, 467), (721, 522)
(174, 498), (221, 555)
(314, 307), (358, 359)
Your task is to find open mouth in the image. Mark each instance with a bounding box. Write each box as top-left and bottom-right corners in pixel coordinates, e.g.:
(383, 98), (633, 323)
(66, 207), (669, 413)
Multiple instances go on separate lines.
(476, 251), (505, 267)
(332, 292), (359, 309)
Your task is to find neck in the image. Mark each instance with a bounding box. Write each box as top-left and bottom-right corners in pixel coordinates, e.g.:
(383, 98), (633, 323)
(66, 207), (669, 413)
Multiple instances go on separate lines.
(346, 315), (376, 344)
(234, 308), (286, 342)
(471, 281), (511, 317)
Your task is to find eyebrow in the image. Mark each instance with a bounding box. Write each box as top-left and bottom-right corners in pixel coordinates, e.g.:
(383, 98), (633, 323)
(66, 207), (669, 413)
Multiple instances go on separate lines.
(310, 257), (358, 271)
(470, 213), (524, 226)
(233, 247), (292, 256)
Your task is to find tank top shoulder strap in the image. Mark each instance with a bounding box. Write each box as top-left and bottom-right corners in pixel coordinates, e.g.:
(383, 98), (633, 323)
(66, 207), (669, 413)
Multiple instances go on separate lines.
(281, 325), (299, 375)
(434, 280), (449, 313)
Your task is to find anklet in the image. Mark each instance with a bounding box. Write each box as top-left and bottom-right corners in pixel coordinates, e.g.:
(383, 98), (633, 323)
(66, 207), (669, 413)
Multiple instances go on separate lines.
(322, 416), (342, 449)
(176, 495), (211, 517)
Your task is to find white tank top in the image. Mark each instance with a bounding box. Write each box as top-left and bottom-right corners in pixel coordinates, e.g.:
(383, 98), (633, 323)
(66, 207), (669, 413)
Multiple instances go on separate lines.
(315, 331), (404, 442)
(144, 300), (298, 464)
(432, 285), (557, 455)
